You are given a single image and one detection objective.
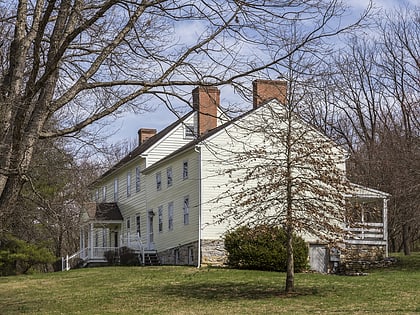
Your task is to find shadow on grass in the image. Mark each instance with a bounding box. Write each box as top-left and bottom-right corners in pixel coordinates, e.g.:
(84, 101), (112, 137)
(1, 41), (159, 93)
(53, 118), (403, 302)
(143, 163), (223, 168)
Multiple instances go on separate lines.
(162, 281), (323, 301)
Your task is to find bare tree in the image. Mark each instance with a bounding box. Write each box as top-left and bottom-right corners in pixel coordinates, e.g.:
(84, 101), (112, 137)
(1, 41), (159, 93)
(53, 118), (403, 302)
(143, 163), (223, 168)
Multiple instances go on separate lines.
(214, 41), (351, 291)
(303, 5), (420, 254)
(0, 0), (369, 234)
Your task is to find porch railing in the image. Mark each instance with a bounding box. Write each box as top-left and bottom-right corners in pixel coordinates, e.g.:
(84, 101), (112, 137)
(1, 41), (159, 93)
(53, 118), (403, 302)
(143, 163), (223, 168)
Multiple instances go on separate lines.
(63, 232), (150, 270)
(345, 222), (386, 245)
(62, 247), (119, 271)
(120, 233), (146, 265)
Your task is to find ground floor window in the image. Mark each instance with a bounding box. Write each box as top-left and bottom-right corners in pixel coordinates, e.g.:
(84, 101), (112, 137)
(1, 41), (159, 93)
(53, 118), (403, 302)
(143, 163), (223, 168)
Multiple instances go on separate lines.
(188, 246), (194, 264)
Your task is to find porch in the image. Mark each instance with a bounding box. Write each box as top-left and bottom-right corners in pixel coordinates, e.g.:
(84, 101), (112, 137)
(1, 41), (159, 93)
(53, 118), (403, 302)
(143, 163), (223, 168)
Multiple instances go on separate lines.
(62, 202), (157, 270)
(345, 183), (390, 257)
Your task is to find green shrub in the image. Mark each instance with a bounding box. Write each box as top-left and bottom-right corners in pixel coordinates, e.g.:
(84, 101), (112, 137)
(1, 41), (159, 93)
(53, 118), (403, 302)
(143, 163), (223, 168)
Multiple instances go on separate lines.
(119, 247), (140, 266)
(224, 225), (308, 272)
(0, 234), (56, 276)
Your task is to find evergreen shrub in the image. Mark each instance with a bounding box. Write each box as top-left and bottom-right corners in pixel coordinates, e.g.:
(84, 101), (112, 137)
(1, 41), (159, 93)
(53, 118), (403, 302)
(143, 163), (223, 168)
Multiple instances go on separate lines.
(224, 225), (308, 272)
(0, 234), (56, 276)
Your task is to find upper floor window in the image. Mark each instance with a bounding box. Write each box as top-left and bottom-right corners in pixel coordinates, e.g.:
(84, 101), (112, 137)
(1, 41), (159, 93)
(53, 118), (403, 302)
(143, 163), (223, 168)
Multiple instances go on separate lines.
(95, 189), (99, 202)
(158, 206), (163, 233)
(183, 196), (189, 225)
(102, 186), (107, 202)
(135, 166), (141, 192)
(126, 171), (131, 197)
(156, 172), (162, 191)
(167, 167), (173, 187)
(113, 178), (119, 201)
(183, 161), (188, 180)
(184, 124), (195, 139)
(168, 202), (174, 231)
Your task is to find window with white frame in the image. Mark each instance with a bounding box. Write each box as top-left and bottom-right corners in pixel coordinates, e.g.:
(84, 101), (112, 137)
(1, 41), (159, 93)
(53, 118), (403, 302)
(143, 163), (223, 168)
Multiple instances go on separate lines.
(168, 202), (174, 230)
(183, 196), (189, 225)
(126, 171), (131, 197)
(113, 178), (119, 201)
(135, 166), (141, 192)
(126, 218), (130, 244)
(184, 124), (195, 138)
(156, 172), (162, 191)
(158, 206), (163, 233)
(95, 189), (99, 201)
(183, 161), (188, 180)
(188, 246), (194, 264)
(167, 167), (173, 187)
(102, 186), (106, 202)
(136, 215), (141, 236)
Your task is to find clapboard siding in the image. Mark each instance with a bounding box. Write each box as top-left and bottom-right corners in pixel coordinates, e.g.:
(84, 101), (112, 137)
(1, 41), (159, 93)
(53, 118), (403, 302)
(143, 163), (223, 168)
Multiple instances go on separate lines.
(144, 149), (200, 251)
(145, 114), (197, 167)
(199, 103), (347, 241)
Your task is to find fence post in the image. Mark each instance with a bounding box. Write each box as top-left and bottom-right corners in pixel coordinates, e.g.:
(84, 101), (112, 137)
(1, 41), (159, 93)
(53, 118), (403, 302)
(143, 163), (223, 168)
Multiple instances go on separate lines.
(66, 255), (69, 271)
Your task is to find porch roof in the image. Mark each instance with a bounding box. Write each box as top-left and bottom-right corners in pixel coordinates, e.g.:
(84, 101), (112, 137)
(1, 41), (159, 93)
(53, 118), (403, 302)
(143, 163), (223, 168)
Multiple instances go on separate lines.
(348, 183), (391, 201)
(83, 202), (123, 223)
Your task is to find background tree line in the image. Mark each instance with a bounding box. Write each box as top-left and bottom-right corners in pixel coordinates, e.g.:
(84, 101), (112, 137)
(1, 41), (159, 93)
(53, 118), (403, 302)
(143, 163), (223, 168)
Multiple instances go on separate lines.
(0, 0), (418, 279)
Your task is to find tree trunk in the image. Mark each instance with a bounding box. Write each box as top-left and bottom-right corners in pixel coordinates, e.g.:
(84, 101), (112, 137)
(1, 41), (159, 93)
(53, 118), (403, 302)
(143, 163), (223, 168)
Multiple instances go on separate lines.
(0, 175), (26, 233)
(285, 229), (295, 293)
(403, 223), (411, 256)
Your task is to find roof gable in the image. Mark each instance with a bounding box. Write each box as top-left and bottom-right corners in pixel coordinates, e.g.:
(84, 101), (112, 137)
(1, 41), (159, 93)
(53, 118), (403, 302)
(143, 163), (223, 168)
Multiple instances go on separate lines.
(143, 98), (346, 172)
(93, 111), (195, 184)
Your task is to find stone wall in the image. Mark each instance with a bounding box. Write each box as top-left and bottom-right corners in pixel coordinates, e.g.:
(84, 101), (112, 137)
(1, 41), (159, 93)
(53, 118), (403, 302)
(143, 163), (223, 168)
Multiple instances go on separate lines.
(344, 244), (386, 262)
(157, 239), (227, 266)
(158, 241), (198, 266)
(339, 244), (389, 275)
(201, 239), (227, 266)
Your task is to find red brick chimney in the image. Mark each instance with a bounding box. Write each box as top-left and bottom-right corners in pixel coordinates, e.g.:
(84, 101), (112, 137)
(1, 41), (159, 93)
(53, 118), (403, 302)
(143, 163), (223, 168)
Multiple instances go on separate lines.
(252, 80), (287, 108)
(138, 128), (157, 145)
(192, 86), (220, 135)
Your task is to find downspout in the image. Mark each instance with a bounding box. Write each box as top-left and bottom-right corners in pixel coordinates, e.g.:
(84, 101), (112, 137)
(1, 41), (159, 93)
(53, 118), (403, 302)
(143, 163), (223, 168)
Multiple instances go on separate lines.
(195, 145), (202, 268)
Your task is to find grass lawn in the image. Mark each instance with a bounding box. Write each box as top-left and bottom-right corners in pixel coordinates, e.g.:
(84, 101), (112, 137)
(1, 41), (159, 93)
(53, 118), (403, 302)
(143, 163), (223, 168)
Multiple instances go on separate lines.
(0, 253), (419, 314)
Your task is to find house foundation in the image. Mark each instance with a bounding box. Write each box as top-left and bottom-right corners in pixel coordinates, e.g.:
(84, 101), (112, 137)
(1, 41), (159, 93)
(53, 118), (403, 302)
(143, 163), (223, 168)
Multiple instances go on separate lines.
(200, 239), (227, 266)
(158, 241), (198, 266)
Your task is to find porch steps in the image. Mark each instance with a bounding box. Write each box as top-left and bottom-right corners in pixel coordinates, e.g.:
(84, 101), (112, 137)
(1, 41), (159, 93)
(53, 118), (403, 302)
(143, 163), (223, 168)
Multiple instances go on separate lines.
(143, 252), (161, 266)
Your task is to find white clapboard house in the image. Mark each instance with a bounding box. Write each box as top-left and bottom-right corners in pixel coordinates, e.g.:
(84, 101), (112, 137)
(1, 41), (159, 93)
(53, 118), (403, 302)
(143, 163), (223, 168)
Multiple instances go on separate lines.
(63, 80), (390, 273)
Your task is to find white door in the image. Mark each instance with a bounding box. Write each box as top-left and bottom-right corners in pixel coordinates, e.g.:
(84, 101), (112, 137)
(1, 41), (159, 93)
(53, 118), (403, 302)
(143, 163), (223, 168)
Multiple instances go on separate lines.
(309, 245), (329, 273)
(147, 211), (155, 250)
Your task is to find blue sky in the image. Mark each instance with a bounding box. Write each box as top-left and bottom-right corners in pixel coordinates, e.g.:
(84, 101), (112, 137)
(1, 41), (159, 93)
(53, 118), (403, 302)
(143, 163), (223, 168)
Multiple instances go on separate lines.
(105, 0), (418, 146)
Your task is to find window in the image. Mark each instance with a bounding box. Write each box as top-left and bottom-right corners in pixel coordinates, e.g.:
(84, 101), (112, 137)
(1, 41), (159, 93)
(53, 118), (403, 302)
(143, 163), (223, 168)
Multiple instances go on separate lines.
(183, 161), (188, 180)
(188, 247), (194, 264)
(95, 189), (99, 201)
(102, 186), (106, 202)
(167, 167), (173, 187)
(158, 206), (163, 233)
(184, 124), (195, 138)
(126, 171), (131, 197)
(113, 178), (119, 201)
(168, 202), (174, 231)
(156, 172), (162, 191)
(135, 166), (141, 192)
(136, 215), (141, 237)
(126, 218), (130, 245)
(183, 196), (189, 225)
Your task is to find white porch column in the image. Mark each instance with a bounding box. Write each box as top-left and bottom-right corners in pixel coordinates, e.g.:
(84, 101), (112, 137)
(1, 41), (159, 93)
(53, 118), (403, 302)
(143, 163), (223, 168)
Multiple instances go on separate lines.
(383, 198), (389, 257)
(89, 223), (94, 259)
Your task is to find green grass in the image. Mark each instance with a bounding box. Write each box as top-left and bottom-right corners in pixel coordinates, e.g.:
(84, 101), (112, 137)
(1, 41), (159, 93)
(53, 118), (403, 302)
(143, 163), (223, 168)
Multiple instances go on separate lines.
(1, 253), (419, 314)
